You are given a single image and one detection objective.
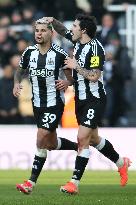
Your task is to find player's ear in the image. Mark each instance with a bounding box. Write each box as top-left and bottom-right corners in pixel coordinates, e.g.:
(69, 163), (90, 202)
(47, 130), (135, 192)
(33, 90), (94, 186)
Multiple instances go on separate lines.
(82, 29), (87, 34)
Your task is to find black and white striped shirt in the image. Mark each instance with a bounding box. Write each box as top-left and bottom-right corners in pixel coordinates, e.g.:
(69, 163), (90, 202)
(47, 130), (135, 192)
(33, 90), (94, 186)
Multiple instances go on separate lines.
(19, 44), (68, 107)
(65, 31), (106, 101)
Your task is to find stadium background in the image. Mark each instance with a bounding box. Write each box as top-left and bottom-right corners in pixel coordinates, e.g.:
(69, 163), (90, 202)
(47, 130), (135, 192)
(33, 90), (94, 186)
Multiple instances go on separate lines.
(0, 1), (136, 205)
(0, 0), (136, 128)
(0, 0), (136, 168)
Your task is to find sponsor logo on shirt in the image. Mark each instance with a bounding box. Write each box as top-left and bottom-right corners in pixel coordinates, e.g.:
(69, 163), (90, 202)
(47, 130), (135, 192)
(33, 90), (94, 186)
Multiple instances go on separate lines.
(29, 68), (54, 77)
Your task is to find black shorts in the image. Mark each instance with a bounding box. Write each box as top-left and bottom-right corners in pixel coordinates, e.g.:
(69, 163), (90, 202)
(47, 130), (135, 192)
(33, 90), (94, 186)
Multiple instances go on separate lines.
(75, 97), (106, 129)
(33, 100), (64, 131)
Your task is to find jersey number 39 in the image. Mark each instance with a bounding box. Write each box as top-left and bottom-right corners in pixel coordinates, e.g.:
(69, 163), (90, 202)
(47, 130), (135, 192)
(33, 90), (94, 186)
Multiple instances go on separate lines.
(42, 112), (56, 128)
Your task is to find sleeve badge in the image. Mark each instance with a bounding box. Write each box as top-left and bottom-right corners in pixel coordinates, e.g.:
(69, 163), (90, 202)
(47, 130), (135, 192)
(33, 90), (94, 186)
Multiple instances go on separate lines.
(90, 56), (99, 67)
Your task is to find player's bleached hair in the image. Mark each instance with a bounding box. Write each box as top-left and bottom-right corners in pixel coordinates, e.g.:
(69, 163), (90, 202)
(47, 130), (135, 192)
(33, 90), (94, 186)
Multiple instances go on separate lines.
(35, 18), (53, 30)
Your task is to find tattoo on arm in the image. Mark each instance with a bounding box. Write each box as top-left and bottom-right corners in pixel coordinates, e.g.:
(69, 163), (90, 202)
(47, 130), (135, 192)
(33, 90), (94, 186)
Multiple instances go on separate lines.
(52, 19), (68, 37)
(14, 68), (27, 84)
(75, 64), (101, 82)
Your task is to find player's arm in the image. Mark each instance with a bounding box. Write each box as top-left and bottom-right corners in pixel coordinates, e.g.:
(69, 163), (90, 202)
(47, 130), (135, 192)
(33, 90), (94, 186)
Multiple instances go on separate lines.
(13, 47), (30, 97)
(64, 57), (101, 82)
(41, 17), (73, 42)
(14, 67), (27, 84)
(55, 69), (74, 91)
(75, 64), (101, 82)
(52, 18), (68, 37)
(42, 17), (68, 37)
(63, 68), (74, 85)
(13, 67), (27, 97)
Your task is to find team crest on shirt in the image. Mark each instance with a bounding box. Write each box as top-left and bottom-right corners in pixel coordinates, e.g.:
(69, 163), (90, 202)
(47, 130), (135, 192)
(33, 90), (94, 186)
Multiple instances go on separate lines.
(90, 56), (99, 67)
(30, 58), (36, 63)
(47, 58), (54, 65)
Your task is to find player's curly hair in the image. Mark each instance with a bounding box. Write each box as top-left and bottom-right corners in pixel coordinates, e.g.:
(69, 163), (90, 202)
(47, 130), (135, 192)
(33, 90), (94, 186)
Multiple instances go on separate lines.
(76, 14), (97, 39)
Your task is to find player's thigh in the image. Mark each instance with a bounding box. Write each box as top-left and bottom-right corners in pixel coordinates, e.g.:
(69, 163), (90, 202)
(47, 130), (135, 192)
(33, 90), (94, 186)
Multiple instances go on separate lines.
(79, 99), (106, 129)
(33, 101), (64, 131)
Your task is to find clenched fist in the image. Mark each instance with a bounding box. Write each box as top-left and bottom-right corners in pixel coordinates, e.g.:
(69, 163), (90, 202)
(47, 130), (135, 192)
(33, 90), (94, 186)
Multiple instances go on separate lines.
(13, 83), (23, 97)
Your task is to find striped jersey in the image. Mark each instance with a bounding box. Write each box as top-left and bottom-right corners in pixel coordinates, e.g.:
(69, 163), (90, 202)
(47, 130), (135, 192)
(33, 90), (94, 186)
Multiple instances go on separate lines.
(19, 43), (68, 107)
(65, 31), (106, 101)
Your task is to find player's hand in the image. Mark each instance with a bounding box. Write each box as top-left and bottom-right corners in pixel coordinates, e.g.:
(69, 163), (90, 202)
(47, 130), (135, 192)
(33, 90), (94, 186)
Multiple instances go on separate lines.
(13, 83), (23, 97)
(55, 80), (70, 91)
(64, 57), (78, 69)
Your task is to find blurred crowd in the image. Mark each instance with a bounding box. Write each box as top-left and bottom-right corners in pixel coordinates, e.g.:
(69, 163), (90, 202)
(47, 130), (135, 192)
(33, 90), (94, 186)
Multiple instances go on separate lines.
(0, 0), (134, 126)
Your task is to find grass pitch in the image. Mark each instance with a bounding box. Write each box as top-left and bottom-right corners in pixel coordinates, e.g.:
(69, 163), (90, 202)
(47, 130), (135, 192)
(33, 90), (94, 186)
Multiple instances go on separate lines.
(0, 170), (135, 205)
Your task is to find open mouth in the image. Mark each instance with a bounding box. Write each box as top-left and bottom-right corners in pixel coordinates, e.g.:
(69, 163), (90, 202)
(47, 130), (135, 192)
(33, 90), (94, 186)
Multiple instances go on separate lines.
(37, 37), (42, 41)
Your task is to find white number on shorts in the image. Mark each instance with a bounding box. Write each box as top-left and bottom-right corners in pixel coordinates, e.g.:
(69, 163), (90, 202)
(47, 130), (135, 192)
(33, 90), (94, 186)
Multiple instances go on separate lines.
(42, 113), (56, 124)
(49, 114), (56, 123)
(87, 109), (95, 119)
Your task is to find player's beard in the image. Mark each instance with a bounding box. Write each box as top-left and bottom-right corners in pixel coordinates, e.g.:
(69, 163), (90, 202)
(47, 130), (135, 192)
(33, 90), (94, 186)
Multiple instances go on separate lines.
(72, 33), (81, 42)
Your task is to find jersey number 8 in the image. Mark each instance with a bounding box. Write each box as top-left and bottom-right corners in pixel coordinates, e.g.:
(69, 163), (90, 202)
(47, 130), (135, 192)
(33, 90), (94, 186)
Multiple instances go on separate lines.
(87, 109), (95, 119)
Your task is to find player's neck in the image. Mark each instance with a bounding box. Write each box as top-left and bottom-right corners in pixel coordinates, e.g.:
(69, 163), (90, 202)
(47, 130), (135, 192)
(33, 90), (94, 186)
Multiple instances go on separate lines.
(38, 42), (52, 55)
(80, 34), (92, 45)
